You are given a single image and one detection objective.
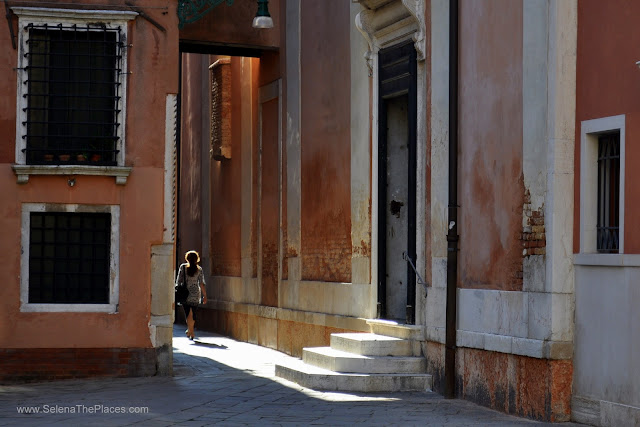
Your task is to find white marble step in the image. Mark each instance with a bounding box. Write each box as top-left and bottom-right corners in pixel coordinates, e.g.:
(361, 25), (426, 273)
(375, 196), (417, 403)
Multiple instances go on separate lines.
(275, 358), (432, 392)
(366, 319), (425, 340)
(331, 333), (421, 357)
(303, 346), (426, 374)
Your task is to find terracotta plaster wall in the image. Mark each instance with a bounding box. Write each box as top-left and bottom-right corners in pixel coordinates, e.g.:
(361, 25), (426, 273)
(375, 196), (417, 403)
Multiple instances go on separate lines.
(458, 0), (524, 291)
(575, 0), (640, 253)
(260, 97), (280, 306)
(208, 56), (243, 277)
(179, 0), (280, 50)
(179, 53), (205, 259)
(1, 169), (167, 349)
(299, 1), (352, 283)
(0, 1), (178, 350)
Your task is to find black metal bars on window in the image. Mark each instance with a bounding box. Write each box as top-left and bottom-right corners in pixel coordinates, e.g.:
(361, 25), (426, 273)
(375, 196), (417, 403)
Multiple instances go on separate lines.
(29, 212), (111, 304)
(597, 133), (620, 253)
(22, 23), (124, 166)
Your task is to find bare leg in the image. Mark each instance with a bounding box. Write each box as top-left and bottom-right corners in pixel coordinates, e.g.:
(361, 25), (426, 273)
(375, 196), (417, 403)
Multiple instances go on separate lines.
(186, 309), (195, 339)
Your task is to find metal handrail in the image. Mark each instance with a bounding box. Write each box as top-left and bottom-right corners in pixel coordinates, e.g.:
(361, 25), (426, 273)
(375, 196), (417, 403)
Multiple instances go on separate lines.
(403, 251), (428, 298)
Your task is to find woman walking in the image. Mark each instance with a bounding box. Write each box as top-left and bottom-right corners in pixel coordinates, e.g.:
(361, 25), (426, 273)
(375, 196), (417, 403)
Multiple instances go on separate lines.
(176, 250), (207, 340)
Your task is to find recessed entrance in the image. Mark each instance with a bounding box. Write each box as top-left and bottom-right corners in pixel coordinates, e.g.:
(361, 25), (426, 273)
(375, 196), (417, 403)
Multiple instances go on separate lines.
(377, 40), (417, 324)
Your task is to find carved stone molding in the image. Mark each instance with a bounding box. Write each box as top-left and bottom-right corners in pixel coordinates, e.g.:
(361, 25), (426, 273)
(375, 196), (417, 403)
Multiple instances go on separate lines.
(402, 0), (426, 60)
(355, 0), (425, 71)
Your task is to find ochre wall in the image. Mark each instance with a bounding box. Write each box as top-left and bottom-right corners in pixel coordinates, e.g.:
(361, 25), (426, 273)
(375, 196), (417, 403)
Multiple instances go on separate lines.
(299, 0), (352, 283)
(575, 0), (640, 254)
(0, 0), (178, 352)
(458, 0), (524, 291)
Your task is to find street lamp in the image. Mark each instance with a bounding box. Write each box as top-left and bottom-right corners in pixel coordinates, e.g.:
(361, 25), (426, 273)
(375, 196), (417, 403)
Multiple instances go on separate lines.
(252, 0), (273, 29)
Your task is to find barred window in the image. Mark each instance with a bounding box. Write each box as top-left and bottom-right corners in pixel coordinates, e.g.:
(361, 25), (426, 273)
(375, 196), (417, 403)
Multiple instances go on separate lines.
(597, 132), (620, 253)
(22, 23), (124, 166)
(29, 212), (111, 304)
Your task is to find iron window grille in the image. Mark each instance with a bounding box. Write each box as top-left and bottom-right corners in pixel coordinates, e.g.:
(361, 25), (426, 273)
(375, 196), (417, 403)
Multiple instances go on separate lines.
(22, 23), (124, 166)
(597, 132), (620, 253)
(29, 212), (111, 304)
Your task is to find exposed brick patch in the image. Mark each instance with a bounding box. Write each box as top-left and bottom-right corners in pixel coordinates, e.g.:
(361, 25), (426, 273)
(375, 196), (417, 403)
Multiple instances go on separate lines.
(211, 253), (241, 277)
(261, 241), (279, 306)
(515, 190), (546, 286)
(0, 348), (157, 383)
(301, 230), (352, 283)
(521, 190), (546, 256)
(281, 230), (289, 280)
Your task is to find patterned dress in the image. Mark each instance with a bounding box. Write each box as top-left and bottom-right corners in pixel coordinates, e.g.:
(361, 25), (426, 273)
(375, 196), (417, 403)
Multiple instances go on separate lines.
(177, 263), (205, 305)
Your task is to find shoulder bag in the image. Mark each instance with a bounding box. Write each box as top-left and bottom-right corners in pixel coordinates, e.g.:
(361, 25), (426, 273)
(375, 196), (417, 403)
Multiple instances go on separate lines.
(175, 264), (189, 305)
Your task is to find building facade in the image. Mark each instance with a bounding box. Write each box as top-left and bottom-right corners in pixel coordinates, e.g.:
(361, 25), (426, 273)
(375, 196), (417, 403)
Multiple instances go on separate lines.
(572, 1), (640, 424)
(180, 0), (638, 424)
(179, 0), (578, 422)
(0, 1), (179, 379)
(2, 0), (638, 425)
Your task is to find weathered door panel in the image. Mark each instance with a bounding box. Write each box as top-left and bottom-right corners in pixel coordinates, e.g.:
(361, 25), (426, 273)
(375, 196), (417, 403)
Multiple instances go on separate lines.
(377, 41), (417, 324)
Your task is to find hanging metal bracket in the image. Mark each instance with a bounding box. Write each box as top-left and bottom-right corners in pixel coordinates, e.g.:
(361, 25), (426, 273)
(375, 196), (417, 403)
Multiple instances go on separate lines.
(403, 251), (428, 297)
(126, 2), (166, 33)
(177, 0), (233, 29)
(4, 0), (16, 50)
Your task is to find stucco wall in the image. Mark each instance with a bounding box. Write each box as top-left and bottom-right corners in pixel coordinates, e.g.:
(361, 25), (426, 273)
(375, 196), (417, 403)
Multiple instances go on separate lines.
(209, 56), (243, 278)
(179, 53), (205, 260)
(299, 0), (352, 283)
(575, 0), (640, 254)
(573, 1), (640, 422)
(458, 0), (524, 291)
(0, 0), (178, 352)
(260, 97), (280, 306)
(574, 264), (640, 410)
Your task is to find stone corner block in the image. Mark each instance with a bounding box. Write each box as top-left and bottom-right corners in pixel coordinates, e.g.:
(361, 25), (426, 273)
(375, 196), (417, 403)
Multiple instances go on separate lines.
(543, 340), (573, 359)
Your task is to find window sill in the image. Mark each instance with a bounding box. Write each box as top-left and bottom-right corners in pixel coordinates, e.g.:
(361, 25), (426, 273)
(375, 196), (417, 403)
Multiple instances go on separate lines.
(20, 303), (117, 313)
(574, 253), (640, 267)
(12, 164), (132, 185)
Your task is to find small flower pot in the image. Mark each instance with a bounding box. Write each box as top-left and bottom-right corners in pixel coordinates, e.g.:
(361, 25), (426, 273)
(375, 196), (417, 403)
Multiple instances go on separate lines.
(90, 154), (102, 162)
(58, 154), (71, 162)
(43, 154), (54, 162)
(76, 154), (87, 162)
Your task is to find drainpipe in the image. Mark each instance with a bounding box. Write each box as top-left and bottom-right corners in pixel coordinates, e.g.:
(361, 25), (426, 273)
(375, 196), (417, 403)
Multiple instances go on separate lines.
(444, 0), (459, 400)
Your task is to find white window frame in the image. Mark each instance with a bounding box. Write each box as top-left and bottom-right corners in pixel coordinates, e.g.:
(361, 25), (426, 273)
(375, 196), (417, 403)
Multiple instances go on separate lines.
(11, 7), (136, 184)
(20, 203), (120, 313)
(579, 114), (625, 255)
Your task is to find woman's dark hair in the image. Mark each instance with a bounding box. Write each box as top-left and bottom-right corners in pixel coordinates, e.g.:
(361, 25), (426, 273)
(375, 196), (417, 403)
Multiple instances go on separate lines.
(185, 250), (200, 276)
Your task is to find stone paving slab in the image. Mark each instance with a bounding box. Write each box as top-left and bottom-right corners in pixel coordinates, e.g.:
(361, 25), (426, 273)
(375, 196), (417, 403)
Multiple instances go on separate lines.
(0, 325), (585, 426)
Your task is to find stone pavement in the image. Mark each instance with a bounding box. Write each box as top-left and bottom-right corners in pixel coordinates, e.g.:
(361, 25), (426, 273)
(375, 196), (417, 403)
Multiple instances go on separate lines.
(0, 325), (584, 426)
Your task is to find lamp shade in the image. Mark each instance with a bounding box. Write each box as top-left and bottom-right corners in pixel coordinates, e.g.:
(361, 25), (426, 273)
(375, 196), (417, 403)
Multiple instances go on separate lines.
(252, 0), (273, 29)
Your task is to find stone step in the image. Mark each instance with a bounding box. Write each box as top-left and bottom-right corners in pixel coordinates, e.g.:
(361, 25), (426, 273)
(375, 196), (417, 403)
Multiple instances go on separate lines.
(303, 347), (426, 374)
(366, 319), (424, 340)
(330, 332), (421, 357)
(275, 358), (432, 392)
